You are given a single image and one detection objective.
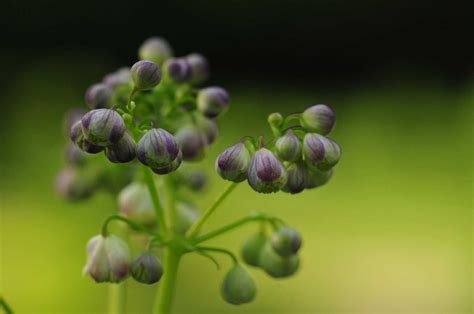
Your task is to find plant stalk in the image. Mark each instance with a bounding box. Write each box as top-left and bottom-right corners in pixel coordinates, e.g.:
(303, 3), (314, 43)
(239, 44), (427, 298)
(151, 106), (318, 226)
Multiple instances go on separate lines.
(108, 283), (126, 314)
(143, 167), (167, 235)
(153, 247), (182, 314)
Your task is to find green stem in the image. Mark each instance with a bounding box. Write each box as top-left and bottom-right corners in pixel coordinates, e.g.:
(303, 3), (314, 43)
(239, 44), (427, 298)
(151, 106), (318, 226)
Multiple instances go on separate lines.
(0, 297), (13, 314)
(195, 246), (238, 265)
(108, 283), (127, 314)
(143, 167), (167, 235)
(153, 248), (182, 314)
(101, 215), (159, 238)
(186, 182), (238, 239)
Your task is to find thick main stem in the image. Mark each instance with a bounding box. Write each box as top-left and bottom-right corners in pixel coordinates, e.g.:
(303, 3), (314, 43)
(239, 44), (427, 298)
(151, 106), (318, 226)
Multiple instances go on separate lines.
(153, 248), (182, 314)
(108, 283), (126, 314)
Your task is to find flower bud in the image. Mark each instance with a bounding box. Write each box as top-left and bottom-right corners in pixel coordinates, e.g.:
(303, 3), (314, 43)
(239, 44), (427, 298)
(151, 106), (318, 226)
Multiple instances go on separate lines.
(105, 132), (136, 163)
(64, 143), (87, 166)
(301, 104), (335, 135)
(197, 117), (219, 145)
(137, 128), (180, 168)
(303, 133), (341, 171)
(81, 109), (126, 146)
(241, 232), (267, 267)
(275, 130), (302, 162)
(83, 234), (131, 283)
(175, 202), (200, 234)
(215, 143), (251, 182)
(259, 242), (299, 278)
(118, 182), (156, 227)
(70, 121), (104, 153)
(221, 265), (256, 305)
(304, 168), (333, 189)
(138, 37), (173, 66)
(55, 167), (95, 201)
(267, 112), (283, 127)
(186, 53), (209, 85)
(63, 108), (86, 134)
(197, 87), (229, 118)
(85, 83), (113, 109)
(247, 148), (287, 193)
(131, 252), (163, 284)
(152, 150), (182, 175)
(282, 163), (307, 194)
(163, 58), (192, 82)
(175, 126), (208, 161)
(103, 67), (131, 89)
(271, 227), (302, 257)
(131, 60), (162, 91)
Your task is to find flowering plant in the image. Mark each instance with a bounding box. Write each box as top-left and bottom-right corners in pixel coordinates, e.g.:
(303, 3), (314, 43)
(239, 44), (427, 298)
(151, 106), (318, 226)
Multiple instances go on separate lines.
(56, 36), (341, 313)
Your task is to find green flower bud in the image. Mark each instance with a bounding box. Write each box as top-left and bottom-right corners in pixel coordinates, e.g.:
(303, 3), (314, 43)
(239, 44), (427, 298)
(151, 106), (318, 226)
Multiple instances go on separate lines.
(197, 87), (230, 118)
(282, 163), (307, 194)
(221, 265), (256, 305)
(138, 37), (173, 66)
(55, 167), (95, 201)
(175, 126), (208, 161)
(131, 60), (162, 91)
(152, 150), (183, 175)
(300, 104), (336, 135)
(271, 227), (302, 257)
(186, 53), (209, 85)
(275, 130), (302, 162)
(85, 83), (113, 109)
(259, 242), (299, 278)
(118, 182), (156, 227)
(105, 132), (136, 163)
(81, 109), (127, 146)
(241, 232), (267, 267)
(267, 112), (283, 128)
(303, 133), (341, 171)
(70, 121), (104, 154)
(304, 168), (333, 189)
(216, 143), (251, 182)
(174, 202), (200, 234)
(83, 234), (131, 283)
(137, 128), (180, 168)
(131, 252), (163, 284)
(247, 148), (287, 193)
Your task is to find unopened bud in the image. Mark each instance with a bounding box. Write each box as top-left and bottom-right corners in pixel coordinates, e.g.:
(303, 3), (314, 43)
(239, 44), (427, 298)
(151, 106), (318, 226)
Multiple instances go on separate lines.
(282, 163), (307, 194)
(81, 109), (126, 146)
(175, 126), (208, 161)
(118, 182), (156, 227)
(131, 252), (163, 284)
(131, 60), (162, 91)
(105, 132), (136, 163)
(300, 104), (335, 135)
(85, 83), (113, 109)
(304, 168), (333, 189)
(137, 128), (180, 168)
(215, 143), (251, 182)
(271, 227), (302, 257)
(303, 133), (341, 171)
(275, 130), (302, 162)
(152, 150), (182, 175)
(164, 58), (192, 82)
(221, 265), (257, 305)
(186, 53), (209, 85)
(138, 37), (173, 66)
(241, 232), (267, 267)
(197, 87), (229, 118)
(259, 242), (299, 278)
(70, 121), (104, 154)
(247, 148), (287, 193)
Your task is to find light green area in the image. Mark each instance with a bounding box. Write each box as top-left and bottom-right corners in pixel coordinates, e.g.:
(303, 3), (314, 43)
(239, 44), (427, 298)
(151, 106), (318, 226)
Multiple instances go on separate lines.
(0, 58), (472, 313)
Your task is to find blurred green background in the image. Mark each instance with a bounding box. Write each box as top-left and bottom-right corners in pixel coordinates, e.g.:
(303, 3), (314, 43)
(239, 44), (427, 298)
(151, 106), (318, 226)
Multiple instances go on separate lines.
(1, 0), (473, 313)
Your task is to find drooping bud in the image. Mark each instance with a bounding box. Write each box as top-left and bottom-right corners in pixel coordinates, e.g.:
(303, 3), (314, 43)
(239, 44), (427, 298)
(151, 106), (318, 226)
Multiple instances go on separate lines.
(163, 58), (192, 82)
(85, 83), (113, 109)
(55, 167), (95, 201)
(136, 128), (180, 168)
(105, 132), (136, 163)
(259, 242), (299, 278)
(197, 87), (229, 118)
(241, 232), (267, 267)
(275, 130), (302, 162)
(267, 112), (283, 128)
(131, 252), (163, 284)
(138, 37), (173, 66)
(103, 67), (131, 89)
(271, 227), (302, 257)
(247, 148), (287, 193)
(64, 143), (87, 166)
(83, 234), (131, 283)
(186, 53), (209, 85)
(70, 121), (104, 154)
(118, 182), (156, 227)
(152, 150), (182, 175)
(303, 133), (341, 171)
(175, 202), (200, 234)
(80, 109), (126, 146)
(175, 126), (208, 161)
(305, 168), (333, 189)
(282, 163), (307, 194)
(221, 265), (257, 305)
(300, 104), (335, 135)
(131, 60), (162, 91)
(215, 143), (251, 182)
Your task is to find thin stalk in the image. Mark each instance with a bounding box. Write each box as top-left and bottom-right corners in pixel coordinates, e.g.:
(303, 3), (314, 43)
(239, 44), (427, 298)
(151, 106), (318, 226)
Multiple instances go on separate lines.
(108, 283), (127, 314)
(143, 167), (167, 235)
(186, 182), (238, 239)
(0, 297), (13, 314)
(195, 246), (238, 265)
(101, 215), (158, 238)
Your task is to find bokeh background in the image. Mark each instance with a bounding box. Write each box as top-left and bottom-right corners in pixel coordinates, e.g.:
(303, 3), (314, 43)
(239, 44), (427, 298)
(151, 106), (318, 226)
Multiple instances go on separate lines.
(1, 0), (473, 313)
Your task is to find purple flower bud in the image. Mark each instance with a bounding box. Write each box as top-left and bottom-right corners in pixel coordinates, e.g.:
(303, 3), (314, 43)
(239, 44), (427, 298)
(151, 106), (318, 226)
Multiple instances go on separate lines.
(282, 163), (307, 194)
(70, 121), (104, 154)
(301, 104), (336, 135)
(303, 133), (341, 171)
(83, 234), (131, 283)
(215, 143), (251, 182)
(275, 130), (302, 162)
(247, 148), (287, 193)
(186, 53), (209, 85)
(175, 126), (208, 161)
(80, 109), (126, 146)
(105, 132), (136, 163)
(175, 202), (200, 234)
(55, 167), (95, 201)
(64, 143), (87, 165)
(197, 117), (219, 145)
(119, 182), (156, 227)
(138, 37), (173, 66)
(152, 150), (182, 175)
(197, 87), (229, 118)
(131, 60), (162, 91)
(221, 265), (256, 305)
(103, 67), (131, 89)
(85, 83), (113, 109)
(304, 168), (333, 189)
(163, 58), (192, 82)
(131, 252), (163, 285)
(259, 242), (299, 278)
(271, 227), (302, 257)
(137, 128), (180, 168)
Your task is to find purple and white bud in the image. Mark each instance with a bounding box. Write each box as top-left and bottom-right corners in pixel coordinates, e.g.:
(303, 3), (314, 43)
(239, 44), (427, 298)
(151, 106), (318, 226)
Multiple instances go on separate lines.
(131, 252), (163, 284)
(83, 234), (131, 283)
(119, 182), (156, 227)
(304, 168), (333, 189)
(70, 121), (104, 154)
(247, 148), (287, 193)
(275, 130), (302, 162)
(105, 132), (136, 163)
(282, 163), (307, 194)
(163, 58), (192, 82)
(55, 167), (95, 201)
(85, 83), (113, 109)
(300, 104), (336, 135)
(303, 133), (341, 171)
(186, 53), (209, 85)
(103, 67), (131, 89)
(80, 109), (126, 146)
(197, 87), (230, 118)
(152, 150), (182, 175)
(138, 37), (173, 66)
(215, 143), (251, 182)
(175, 126), (208, 161)
(137, 128), (180, 168)
(271, 227), (302, 257)
(131, 60), (162, 91)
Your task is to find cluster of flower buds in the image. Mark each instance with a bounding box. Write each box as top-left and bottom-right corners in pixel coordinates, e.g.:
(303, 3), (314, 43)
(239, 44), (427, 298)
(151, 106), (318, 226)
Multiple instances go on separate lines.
(241, 226), (302, 278)
(215, 104), (340, 193)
